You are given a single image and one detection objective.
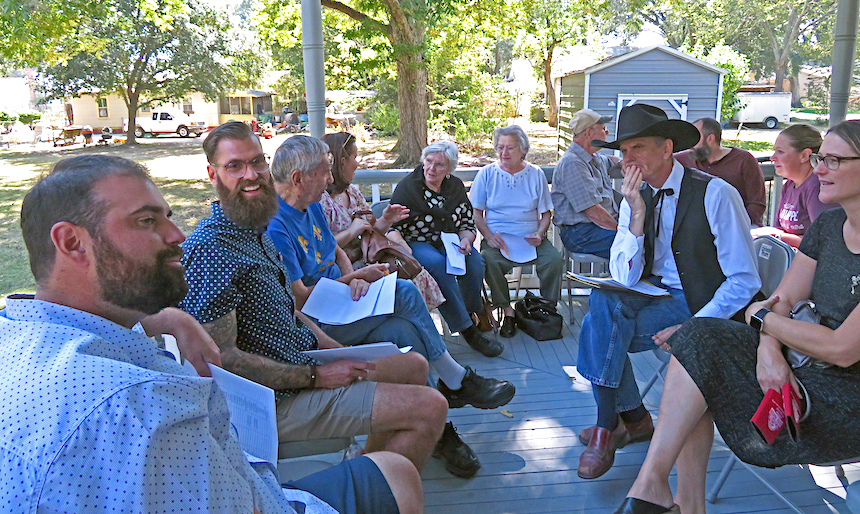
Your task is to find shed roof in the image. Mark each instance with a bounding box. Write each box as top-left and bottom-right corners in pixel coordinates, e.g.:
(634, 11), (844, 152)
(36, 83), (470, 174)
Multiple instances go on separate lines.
(565, 45), (726, 77)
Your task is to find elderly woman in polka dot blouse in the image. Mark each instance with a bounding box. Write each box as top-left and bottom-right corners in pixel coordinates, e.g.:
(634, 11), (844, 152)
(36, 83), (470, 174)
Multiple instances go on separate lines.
(471, 125), (563, 338)
(391, 141), (504, 358)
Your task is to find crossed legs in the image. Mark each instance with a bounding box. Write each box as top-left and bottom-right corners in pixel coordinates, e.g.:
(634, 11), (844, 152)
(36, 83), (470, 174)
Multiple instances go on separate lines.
(624, 355), (712, 513)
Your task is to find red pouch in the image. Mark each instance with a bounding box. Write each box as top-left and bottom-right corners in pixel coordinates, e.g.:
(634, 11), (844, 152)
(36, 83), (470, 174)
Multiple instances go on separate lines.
(782, 383), (802, 442)
(751, 388), (785, 444)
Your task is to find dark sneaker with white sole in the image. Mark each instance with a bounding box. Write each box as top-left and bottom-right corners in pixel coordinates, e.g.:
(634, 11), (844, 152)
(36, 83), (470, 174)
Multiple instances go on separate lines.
(437, 366), (516, 409)
(465, 333), (504, 357)
(433, 422), (481, 478)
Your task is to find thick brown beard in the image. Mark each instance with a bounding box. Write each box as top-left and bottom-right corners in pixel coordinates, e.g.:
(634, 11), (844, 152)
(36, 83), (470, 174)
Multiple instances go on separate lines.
(216, 174), (279, 229)
(95, 236), (189, 315)
(690, 144), (711, 162)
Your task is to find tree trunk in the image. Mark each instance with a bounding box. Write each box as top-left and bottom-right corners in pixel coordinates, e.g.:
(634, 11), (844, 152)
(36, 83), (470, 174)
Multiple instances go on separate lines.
(788, 76), (803, 107)
(774, 62), (786, 93)
(392, 60), (428, 166)
(125, 90), (140, 145)
(543, 41), (558, 128)
(387, 2), (427, 167)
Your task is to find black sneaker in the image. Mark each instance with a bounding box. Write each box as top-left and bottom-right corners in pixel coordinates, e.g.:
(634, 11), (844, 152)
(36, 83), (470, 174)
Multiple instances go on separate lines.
(433, 422), (481, 478)
(464, 332), (504, 357)
(437, 366), (516, 409)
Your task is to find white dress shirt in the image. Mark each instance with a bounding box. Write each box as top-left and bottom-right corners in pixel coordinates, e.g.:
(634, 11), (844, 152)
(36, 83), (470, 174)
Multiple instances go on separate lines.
(610, 160), (760, 319)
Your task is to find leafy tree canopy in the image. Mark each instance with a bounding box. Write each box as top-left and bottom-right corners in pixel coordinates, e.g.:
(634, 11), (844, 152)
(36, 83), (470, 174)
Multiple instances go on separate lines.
(39, 0), (239, 143)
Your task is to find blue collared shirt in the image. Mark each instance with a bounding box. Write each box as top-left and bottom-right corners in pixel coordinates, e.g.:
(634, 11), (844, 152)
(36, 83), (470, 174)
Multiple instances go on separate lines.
(180, 202), (319, 399)
(0, 296), (312, 513)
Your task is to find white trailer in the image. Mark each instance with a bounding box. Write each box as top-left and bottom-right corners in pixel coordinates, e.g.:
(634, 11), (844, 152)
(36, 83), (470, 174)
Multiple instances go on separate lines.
(733, 92), (792, 129)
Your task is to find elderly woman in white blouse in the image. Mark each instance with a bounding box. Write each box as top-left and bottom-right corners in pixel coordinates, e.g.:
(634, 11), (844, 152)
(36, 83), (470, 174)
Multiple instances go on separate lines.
(471, 125), (563, 337)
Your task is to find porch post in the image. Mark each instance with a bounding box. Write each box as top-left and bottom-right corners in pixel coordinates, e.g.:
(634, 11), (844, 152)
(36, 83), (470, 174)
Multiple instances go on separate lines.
(301, 0), (326, 138)
(830, 0), (859, 125)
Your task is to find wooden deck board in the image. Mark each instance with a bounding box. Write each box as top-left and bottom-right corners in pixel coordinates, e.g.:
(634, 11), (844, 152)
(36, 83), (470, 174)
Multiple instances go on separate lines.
(421, 295), (855, 513)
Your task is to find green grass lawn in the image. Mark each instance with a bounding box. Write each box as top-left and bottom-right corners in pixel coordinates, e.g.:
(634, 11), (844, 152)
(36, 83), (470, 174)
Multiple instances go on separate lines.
(0, 174), (214, 302)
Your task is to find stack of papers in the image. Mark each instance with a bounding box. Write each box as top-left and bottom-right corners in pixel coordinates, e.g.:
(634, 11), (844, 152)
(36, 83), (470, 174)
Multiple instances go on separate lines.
(499, 233), (537, 263)
(303, 342), (411, 363)
(566, 272), (669, 297)
(195, 362), (278, 467)
(301, 272), (398, 325)
(441, 232), (466, 275)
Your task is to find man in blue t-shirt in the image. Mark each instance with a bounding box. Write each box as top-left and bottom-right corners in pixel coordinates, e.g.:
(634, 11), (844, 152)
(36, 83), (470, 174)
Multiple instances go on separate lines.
(267, 135), (518, 478)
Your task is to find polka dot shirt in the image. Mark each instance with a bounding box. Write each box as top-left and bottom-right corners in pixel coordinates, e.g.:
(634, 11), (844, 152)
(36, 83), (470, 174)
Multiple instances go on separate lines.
(395, 187), (476, 245)
(179, 202), (318, 400)
(0, 296), (303, 513)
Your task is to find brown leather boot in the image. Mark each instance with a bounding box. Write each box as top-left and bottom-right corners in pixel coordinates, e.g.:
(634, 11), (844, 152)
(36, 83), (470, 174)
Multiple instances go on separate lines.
(579, 413), (654, 446)
(577, 422), (626, 479)
(474, 305), (496, 332)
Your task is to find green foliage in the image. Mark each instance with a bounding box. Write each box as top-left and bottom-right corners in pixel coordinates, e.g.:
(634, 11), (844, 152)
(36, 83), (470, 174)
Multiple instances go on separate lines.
(0, 112), (16, 122)
(681, 42), (751, 121)
(17, 112), (41, 124)
(723, 139), (774, 152)
(367, 103), (399, 136)
(39, 0), (238, 143)
(530, 91), (547, 123)
(0, 0), (104, 65)
(805, 75), (830, 109)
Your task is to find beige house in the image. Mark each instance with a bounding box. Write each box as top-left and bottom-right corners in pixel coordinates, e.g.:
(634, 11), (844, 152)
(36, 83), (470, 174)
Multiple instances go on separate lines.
(66, 92), (220, 131)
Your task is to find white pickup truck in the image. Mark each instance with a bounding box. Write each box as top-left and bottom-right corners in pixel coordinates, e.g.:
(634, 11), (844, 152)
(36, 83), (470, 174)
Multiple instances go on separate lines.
(130, 110), (208, 138)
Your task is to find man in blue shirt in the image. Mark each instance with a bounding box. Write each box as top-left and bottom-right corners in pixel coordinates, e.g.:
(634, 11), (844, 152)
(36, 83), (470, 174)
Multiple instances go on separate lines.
(265, 135), (518, 478)
(1, 154), (420, 513)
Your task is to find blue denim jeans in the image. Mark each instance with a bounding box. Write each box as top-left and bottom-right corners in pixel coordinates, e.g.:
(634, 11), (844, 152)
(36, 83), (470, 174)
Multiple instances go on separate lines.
(408, 241), (485, 333)
(577, 283), (692, 412)
(319, 279), (448, 361)
(559, 222), (616, 260)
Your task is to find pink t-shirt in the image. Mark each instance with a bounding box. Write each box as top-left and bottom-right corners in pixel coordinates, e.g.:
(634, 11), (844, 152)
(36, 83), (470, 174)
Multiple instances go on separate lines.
(775, 174), (838, 236)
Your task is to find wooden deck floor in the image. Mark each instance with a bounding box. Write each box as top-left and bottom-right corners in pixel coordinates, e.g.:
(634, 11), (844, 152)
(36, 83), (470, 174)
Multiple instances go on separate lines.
(420, 293), (860, 513)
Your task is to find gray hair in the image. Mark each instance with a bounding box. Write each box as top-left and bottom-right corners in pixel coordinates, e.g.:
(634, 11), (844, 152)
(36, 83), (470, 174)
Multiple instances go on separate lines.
(421, 140), (459, 169)
(492, 125), (530, 156)
(271, 135), (330, 184)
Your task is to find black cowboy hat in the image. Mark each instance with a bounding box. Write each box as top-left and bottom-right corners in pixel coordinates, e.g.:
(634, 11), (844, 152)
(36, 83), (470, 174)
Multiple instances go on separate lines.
(592, 103), (699, 152)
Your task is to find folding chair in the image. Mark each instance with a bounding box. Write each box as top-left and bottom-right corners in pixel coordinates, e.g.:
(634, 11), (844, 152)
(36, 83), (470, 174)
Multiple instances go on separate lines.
(562, 247), (609, 322)
(752, 234), (795, 297)
(706, 234), (800, 507)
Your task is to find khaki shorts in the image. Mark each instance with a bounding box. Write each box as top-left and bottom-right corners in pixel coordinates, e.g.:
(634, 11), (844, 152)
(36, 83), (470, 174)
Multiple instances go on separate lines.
(276, 381), (377, 442)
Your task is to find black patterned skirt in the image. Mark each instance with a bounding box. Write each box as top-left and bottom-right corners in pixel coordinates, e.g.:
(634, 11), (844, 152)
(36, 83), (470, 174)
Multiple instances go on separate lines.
(671, 317), (860, 467)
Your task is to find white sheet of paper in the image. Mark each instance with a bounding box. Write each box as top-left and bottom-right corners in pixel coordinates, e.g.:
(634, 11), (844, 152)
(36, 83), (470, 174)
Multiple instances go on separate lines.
(441, 232), (466, 275)
(203, 362), (278, 467)
(499, 232), (537, 263)
(566, 272), (670, 297)
(303, 342), (411, 364)
(301, 272), (398, 325)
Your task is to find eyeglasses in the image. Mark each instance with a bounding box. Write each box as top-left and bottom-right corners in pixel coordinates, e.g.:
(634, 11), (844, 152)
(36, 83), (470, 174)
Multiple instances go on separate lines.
(810, 153), (860, 170)
(210, 154), (270, 178)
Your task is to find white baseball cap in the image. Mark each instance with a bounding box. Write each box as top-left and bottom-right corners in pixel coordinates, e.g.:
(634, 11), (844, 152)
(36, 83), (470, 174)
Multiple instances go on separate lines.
(569, 109), (613, 136)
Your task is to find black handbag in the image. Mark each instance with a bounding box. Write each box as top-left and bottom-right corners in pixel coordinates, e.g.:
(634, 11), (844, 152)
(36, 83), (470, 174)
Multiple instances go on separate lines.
(513, 292), (563, 341)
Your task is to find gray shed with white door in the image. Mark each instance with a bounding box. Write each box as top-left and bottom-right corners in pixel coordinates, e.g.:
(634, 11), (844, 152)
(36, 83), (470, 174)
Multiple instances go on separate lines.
(557, 46), (726, 156)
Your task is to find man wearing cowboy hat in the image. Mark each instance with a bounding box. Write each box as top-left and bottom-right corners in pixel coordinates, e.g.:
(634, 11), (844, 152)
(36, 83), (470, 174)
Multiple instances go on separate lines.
(551, 108), (620, 259)
(575, 103), (761, 480)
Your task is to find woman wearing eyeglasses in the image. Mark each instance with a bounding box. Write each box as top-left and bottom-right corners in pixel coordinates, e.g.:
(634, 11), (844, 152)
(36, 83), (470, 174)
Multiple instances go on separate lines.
(614, 120), (860, 514)
(752, 124), (838, 247)
(319, 132), (444, 309)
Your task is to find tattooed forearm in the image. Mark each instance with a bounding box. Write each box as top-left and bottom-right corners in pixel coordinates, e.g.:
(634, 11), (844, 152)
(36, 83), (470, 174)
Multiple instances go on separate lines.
(202, 311), (313, 390)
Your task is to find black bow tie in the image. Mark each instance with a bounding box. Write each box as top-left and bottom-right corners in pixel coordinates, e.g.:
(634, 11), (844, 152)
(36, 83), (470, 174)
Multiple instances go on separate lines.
(649, 188), (674, 238)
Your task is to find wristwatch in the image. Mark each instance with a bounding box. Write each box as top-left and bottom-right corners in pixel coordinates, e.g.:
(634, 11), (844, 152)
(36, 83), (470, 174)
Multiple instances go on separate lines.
(749, 308), (771, 331)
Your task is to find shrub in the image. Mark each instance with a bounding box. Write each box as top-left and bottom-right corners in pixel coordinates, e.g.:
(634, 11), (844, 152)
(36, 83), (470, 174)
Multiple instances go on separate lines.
(17, 111), (41, 124)
(0, 111), (16, 122)
(367, 102), (399, 136)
